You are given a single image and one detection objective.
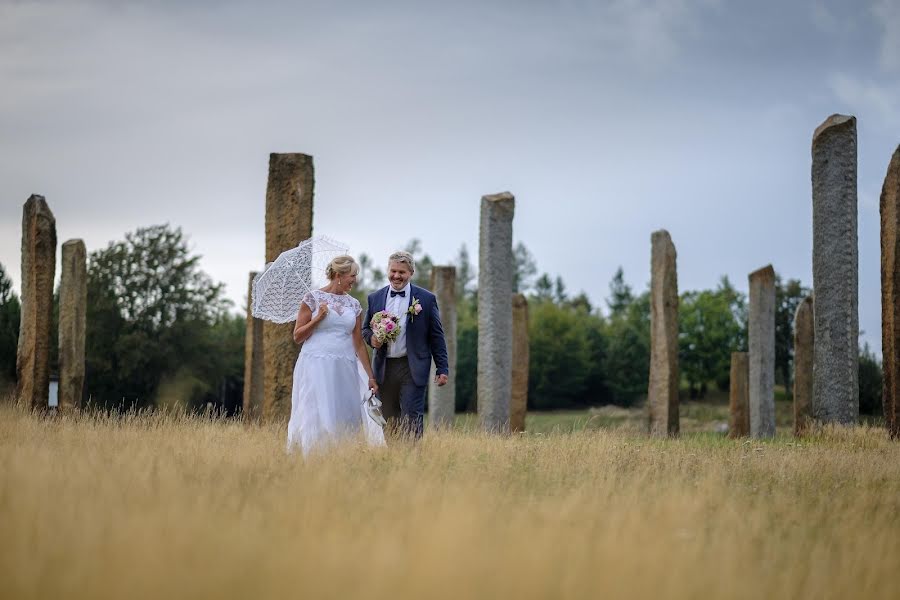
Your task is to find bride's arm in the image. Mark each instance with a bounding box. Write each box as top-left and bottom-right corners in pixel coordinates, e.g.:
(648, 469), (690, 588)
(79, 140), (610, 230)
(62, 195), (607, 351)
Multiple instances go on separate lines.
(292, 302), (326, 344)
(353, 315), (378, 391)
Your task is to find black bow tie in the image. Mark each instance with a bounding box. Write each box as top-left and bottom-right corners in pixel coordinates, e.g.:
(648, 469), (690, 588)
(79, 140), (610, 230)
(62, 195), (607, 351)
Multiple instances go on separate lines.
(390, 290), (406, 297)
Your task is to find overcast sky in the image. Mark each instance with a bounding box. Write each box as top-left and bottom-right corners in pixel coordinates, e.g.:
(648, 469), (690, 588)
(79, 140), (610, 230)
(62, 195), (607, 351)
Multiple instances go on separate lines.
(2, 0), (898, 353)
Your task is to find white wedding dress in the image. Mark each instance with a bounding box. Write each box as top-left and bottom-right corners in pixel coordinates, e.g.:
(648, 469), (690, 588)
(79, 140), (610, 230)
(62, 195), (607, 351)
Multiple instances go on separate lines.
(287, 290), (386, 456)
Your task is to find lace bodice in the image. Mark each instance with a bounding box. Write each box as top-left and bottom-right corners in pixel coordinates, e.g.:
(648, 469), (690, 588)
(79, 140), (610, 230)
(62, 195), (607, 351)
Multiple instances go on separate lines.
(300, 290), (361, 360)
(302, 290), (362, 317)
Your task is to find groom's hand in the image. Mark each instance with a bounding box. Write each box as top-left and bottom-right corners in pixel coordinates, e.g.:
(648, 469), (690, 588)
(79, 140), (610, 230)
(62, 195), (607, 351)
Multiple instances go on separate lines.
(435, 374), (448, 387)
(371, 336), (383, 349)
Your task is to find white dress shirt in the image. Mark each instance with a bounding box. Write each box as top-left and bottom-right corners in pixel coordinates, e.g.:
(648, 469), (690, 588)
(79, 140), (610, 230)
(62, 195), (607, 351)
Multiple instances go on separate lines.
(385, 282), (410, 358)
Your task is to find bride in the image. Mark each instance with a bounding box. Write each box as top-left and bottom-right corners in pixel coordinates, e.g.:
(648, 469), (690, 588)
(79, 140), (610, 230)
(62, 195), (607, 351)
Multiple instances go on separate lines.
(287, 255), (386, 455)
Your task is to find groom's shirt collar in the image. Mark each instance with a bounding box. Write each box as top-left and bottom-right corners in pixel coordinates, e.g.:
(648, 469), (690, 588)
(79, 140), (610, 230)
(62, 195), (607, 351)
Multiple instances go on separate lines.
(387, 282), (411, 300)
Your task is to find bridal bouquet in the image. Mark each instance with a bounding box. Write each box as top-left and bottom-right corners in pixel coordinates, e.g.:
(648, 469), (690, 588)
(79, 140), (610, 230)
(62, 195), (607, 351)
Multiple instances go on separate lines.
(371, 310), (401, 344)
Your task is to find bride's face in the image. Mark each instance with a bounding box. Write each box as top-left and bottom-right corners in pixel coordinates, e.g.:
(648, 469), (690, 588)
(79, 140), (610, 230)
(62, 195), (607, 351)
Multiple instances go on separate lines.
(388, 261), (412, 290)
(337, 270), (357, 292)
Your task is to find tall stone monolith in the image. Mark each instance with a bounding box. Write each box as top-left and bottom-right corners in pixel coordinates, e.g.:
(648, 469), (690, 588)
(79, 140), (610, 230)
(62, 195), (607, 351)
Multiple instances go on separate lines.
(793, 295), (814, 436)
(477, 192), (515, 433)
(648, 230), (679, 437)
(748, 265), (776, 438)
(428, 266), (457, 429)
(812, 114), (859, 425)
(58, 239), (86, 411)
(728, 352), (750, 438)
(510, 293), (529, 433)
(16, 195), (56, 410)
(880, 146), (900, 438)
(263, 153), (314, 421)
(243, 271), (265, 420)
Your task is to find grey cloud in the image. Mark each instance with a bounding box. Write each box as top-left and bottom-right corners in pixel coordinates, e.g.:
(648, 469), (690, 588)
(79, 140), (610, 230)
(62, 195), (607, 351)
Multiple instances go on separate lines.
(873, 0), (900, 71)
(0, 0), (894, 356)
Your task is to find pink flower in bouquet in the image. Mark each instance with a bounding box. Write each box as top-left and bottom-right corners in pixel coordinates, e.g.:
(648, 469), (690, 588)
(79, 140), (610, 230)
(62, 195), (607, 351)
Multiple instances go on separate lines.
(371, 310), (401, 343)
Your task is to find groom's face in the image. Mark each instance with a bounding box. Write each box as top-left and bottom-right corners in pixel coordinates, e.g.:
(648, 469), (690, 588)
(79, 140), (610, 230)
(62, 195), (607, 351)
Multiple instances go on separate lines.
(388, 261), (412, 291)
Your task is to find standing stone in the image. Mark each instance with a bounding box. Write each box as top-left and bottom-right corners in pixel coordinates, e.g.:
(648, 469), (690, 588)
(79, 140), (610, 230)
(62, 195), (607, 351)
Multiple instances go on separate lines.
(428, 266), (457, 429)
(812, 114), (859, 425)
(510, 293), (529, 433)
(16, 195), (56, 410)
(880, 146), (900, 438)
(263, 153), (314, 421)
(647, 230), (679, 437)
(58, 240), (87, 412)
(243, 272), (265, 420)
(793, 295), (814, 436)
(748, 265), (776, 438)
(728, 352), (750, 438)
(477, 192), (515, 433)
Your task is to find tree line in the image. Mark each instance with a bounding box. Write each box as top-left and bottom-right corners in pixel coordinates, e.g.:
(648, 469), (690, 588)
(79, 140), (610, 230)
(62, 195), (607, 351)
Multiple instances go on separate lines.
(0, 223), (884, 415)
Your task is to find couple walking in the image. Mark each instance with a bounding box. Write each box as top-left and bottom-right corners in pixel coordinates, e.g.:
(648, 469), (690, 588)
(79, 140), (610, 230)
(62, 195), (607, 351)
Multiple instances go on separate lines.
(286, 251), (449, 456)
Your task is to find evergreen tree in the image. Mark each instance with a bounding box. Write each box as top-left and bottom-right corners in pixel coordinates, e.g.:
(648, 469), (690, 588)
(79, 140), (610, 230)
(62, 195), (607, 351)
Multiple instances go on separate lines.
(606, 267), (634, 318)
(775, 275), (809, 392)
(455, 244), (475, 300)
(0, 263), (21, 385)
(513, 242), (537, 294)
(405, 238), (433, 288)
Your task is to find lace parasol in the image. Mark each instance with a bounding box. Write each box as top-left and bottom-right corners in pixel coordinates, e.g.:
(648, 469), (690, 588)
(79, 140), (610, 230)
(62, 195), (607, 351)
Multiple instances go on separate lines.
(251, 235), (350, 323)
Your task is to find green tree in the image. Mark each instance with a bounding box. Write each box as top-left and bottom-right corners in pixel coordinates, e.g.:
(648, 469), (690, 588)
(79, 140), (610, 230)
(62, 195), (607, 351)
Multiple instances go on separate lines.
(454, 295), (478, 412)
(405, 238), (434, 289)
(775, 276), (809, 393)
(513, 242), (537, 294)
(85, 224), (232, 409)
(455, 244), (475, 300)
(553, 276), (567, 304)
(598, 270), (650, 406)
(606, 267), (634, 318)
(603, 290), (650, 406)
(534, 273), (553, 302)
(527, 299), (593, 409)
(356, 253), (375, 293)
(859, 343), (883, 416)
(566, 292), (593, 313)
(679, 278), (746, 397)
(0, 263), (21, 385)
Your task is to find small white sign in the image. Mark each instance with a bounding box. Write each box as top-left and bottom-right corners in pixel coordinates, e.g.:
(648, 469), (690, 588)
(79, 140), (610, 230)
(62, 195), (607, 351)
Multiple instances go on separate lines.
(49, 381), (58, 407)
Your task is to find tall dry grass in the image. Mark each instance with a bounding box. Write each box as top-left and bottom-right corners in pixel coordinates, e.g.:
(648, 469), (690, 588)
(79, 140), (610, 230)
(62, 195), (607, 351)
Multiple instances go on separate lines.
(1, 401), (898, 599)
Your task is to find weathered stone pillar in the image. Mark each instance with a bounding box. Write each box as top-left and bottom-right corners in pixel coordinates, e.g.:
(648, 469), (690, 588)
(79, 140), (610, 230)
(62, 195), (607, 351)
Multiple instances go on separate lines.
(428, 266), (457, 429)
(510, 293), (529, 433)
(58, 239), (86, 412)
(728, 352), (749, 438)
(243, 271), (264, 420)
(16, 195), (57, 410)
(263, 153), (314, 421)
(748, 265), (776, 438)
(477, 192), (514, 433)
(793, 295), (814, 436)
(647, 229), (679, 437)
(880, 146), (900, 438)
(812, 114), (859, 425)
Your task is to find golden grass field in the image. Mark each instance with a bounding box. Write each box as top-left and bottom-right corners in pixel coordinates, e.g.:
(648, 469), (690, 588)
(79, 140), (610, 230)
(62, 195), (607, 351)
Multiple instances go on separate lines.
(2, 400), (899, 600)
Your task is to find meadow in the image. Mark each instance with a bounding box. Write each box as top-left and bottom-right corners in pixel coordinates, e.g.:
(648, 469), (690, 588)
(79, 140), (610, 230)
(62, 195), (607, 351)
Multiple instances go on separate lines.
(2, 399), (899, 600)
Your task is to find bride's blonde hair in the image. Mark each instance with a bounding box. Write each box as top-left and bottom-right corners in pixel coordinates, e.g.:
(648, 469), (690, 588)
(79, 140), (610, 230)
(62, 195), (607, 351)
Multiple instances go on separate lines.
(325, 255), (359, 280)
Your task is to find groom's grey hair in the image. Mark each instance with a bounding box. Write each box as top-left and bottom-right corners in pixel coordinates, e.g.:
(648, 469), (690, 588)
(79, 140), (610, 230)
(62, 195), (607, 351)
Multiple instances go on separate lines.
(388, 251), (415, 273)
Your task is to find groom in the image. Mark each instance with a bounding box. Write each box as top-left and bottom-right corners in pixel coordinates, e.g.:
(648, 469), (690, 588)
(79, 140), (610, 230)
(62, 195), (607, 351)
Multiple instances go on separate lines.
(362, 251), (449, 438)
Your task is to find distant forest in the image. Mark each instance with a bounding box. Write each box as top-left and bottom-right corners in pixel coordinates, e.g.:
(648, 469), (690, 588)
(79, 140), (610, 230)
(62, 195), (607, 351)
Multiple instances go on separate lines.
(0, 223), (884, 415)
